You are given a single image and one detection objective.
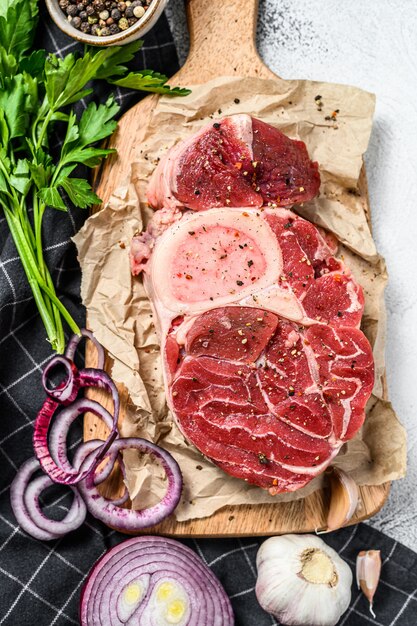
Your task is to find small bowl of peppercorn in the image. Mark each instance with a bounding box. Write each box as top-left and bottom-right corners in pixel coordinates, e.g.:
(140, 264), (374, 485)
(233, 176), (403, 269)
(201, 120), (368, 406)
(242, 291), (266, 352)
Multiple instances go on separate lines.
(45, 0), (166, 45)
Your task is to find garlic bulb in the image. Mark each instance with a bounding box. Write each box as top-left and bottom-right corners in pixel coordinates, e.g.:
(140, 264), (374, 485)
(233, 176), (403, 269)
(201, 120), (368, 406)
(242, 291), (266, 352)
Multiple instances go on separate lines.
(256, 534), (352, 626)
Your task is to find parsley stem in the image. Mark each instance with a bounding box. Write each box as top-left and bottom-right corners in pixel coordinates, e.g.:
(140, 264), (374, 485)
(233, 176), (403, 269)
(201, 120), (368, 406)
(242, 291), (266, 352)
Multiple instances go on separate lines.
(1, 200), (58, 350)
(36, 109), (54, 151)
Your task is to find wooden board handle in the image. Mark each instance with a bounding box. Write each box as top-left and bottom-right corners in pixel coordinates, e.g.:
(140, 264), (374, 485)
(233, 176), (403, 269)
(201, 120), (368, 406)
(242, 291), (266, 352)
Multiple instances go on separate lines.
(179, 0), (263, 82)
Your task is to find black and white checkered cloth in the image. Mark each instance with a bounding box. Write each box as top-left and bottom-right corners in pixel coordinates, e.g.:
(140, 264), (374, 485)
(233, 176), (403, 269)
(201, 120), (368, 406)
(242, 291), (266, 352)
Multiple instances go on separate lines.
(0, 6), (415, 625)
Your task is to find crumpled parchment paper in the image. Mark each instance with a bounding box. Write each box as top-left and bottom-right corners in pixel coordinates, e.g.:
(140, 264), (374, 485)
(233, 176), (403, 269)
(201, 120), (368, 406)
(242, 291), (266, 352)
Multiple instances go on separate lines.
(73, 75), (406, 522)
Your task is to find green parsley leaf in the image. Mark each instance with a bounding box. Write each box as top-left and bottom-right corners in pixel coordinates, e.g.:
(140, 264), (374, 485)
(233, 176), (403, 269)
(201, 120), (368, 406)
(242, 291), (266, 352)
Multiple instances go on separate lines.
(28, 148), (54, 190)
(38, 185), (67, 211)
(60, 177), (101, 209)
(0, 109), (10, 146)
(0, 74), (28, 138)
(78, 97), (119, 145)
(10, 158), (31, 195)
(0, 45), (17, 78)
(20, 49), (46, 78)
(110, 70), (191, 96)
(92, 41), (143, 79)
(0, 0), (38, 61)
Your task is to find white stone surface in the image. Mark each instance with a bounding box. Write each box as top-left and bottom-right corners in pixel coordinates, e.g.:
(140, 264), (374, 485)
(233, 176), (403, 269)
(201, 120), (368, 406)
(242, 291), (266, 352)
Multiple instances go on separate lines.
(166, 0), (417, 549)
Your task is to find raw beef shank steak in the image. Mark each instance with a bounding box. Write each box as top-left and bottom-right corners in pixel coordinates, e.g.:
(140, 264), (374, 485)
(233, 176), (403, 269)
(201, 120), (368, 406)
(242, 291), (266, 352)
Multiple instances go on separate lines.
(132, 115), (374, 494)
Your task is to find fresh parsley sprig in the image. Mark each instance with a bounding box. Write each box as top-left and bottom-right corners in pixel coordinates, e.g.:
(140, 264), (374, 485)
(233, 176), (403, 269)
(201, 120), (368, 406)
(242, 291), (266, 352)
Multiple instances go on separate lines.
(0, 0), (190, 353)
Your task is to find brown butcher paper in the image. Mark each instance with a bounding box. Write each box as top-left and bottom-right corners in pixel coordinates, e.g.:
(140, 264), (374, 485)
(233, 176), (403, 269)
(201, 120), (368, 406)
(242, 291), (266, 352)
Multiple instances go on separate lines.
(73, 75), (406, 522)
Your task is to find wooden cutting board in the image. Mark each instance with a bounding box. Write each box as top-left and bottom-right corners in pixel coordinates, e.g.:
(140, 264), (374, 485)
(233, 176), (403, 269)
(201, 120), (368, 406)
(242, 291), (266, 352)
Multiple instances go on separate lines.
(86, 0), (390, 537)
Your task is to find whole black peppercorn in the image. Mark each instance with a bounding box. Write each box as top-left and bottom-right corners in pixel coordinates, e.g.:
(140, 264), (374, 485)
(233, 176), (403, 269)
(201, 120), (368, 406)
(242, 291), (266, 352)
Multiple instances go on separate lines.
(130, 0), (140, 6)
(72, 15), (81, 27)
(79, 10), (87, 18)
(125, 6), (134, 17)
(86, 5), (95, 15)
(111, 8), (121, 18)
(90, 23), (100, 35)
(80, 20), (91, 32)
(94, 0), (105, 10)
(109, 22), (120, 34)
(76, 3), (84, 12)
(100, 26), (110, 35)
(66, 4), (79, 16)
(128, 16), (136, 25)
(59, 0), (69, 8)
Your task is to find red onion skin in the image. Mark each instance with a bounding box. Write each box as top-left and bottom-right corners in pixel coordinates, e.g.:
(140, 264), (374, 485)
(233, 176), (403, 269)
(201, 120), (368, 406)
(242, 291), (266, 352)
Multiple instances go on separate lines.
(75, 439), (183, 533)
(80, 536), (234, 626)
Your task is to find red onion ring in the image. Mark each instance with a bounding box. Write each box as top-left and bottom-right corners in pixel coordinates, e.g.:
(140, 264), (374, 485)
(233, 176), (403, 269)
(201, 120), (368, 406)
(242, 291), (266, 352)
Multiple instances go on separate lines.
(10, 458), (85, 541)
(77, 441), (130, 505)
(42, 356), (80, 405)
(24, 474), (87, 535)
(65, 329), (105, 369)
(48, 399), (114, 479)
(80, 536), (234, 626)
(75, 439), (183, 532)
(33, 398), (117, 485)
(79, 369), (120, 423)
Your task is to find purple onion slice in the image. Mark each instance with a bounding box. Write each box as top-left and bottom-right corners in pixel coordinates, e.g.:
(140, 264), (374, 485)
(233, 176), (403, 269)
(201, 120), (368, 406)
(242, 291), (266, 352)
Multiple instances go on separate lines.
(79, 368), (120, 426)
(42, 355), (80, 405)
(24, 474), (87, 535)
(33, 397), (117, 485)
(75, 438), (183, 532)
(80, 536), (234, 626)
(10, 458), (60, 541)
(10, 457), (86, 541)
(65, 329), (105, 369)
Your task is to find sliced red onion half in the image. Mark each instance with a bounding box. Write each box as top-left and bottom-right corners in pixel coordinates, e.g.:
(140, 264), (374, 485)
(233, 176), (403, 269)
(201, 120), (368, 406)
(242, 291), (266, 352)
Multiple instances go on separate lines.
(75, 439), (183, 532)
(80, 536), (234, 626)
(33, 397), (118, 485)
(10, 457), (86, 541)
(65, 329), (105, 370)
(42, 356), (80, 405)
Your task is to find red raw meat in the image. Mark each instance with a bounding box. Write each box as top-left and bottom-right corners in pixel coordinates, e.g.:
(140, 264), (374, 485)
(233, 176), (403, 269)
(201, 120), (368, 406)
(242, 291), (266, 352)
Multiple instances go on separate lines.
(147, 114), (320, 212)
(132, 115), (374, 493)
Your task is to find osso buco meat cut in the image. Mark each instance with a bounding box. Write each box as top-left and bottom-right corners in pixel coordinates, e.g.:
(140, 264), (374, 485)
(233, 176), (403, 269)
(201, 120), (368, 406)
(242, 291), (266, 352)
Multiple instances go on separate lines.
(131, 114), (374, 494)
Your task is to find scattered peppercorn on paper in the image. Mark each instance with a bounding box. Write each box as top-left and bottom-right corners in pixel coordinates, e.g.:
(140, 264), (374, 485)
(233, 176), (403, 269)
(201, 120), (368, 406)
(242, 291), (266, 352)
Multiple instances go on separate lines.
(74, 75), (406, 522)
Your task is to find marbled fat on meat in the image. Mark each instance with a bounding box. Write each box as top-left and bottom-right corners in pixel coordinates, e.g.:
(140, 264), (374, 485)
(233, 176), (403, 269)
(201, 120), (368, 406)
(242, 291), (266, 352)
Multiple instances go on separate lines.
(134, 115), (374, 493)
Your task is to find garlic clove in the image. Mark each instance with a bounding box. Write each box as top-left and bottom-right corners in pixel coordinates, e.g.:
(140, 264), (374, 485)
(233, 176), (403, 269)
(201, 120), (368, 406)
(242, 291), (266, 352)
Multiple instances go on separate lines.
(326, 467), (359, 531)
(356, 550), (382, 618)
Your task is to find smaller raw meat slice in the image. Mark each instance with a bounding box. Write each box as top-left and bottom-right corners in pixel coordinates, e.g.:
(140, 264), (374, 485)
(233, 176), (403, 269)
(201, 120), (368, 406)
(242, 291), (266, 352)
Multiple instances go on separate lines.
(148, 114), (320, 212)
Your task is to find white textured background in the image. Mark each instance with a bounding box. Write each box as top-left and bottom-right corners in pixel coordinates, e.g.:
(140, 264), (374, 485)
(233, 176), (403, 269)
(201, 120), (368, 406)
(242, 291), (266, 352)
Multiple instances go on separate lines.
(166, 0), (417, 549)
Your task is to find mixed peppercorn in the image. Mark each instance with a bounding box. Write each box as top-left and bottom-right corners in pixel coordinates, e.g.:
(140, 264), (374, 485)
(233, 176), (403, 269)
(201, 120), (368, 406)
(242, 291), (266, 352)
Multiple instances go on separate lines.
(59, 0), (152, 36)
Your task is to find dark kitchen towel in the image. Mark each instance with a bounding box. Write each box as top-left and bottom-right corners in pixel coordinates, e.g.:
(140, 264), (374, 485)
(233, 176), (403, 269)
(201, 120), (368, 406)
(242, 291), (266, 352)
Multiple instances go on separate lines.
(0, 6), (415, 626)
